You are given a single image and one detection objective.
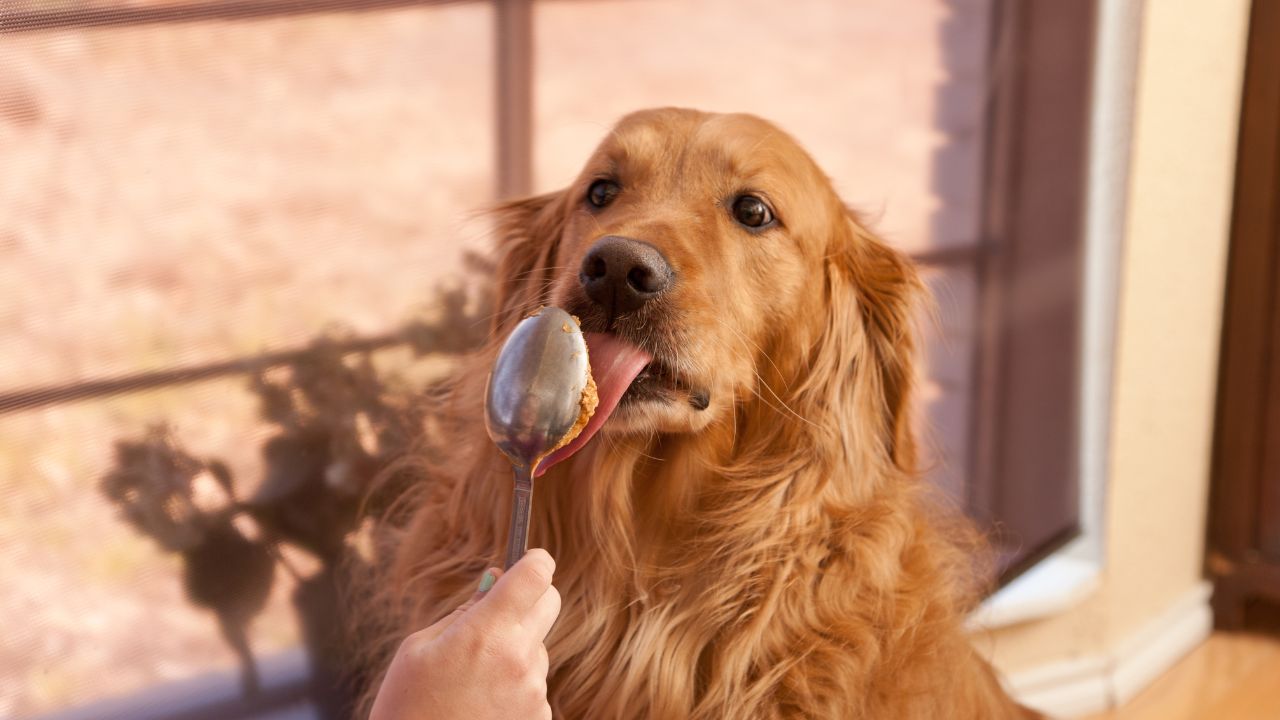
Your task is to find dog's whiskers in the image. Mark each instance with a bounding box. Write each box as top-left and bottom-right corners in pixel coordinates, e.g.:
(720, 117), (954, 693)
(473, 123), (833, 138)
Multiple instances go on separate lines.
(504, 265), (576, 283)
(701, 318), (812, 428)
(475, 293), (562, 329)
(712, 317), (791, 391)
(746, 368), (820, 430)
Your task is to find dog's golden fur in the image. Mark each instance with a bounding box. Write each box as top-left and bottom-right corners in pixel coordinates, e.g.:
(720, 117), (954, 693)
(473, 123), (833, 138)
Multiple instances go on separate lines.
(359, 108), (1035, 718)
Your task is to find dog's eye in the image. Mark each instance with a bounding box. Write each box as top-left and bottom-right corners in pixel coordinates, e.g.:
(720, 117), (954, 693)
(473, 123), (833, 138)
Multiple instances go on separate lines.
(587, 180), (620, 208)
(731, 195), (774, 229)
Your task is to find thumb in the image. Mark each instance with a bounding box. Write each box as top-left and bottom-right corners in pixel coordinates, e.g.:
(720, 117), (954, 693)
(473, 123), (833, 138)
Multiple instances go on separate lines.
(416, 567), (502, 643)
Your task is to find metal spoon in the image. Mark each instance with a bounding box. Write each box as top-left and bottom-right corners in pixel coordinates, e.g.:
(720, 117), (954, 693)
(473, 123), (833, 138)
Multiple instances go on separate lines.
(484, 307), (591, 569)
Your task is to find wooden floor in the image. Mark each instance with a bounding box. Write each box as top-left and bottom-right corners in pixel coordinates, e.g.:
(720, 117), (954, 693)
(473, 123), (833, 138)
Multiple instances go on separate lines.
(1084, 631), (1280, 720)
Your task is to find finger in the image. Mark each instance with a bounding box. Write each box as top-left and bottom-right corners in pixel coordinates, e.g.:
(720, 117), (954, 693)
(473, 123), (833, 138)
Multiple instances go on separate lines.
(410, 609), (462, 646)
(522, 584), (561, 641)
(451, 567), (504, 616)
(473, 567), (502, 599)
(414, 567), (503, 643)
(468, 548), (555, 627)
(532, 642), (549, 678)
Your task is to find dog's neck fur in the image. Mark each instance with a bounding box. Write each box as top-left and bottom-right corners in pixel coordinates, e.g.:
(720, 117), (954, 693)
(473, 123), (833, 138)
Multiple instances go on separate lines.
(443, 386), (931, 718)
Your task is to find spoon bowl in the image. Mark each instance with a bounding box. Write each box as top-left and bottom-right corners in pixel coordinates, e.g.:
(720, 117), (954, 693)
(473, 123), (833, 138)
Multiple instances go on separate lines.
(484, 307), (591, 567)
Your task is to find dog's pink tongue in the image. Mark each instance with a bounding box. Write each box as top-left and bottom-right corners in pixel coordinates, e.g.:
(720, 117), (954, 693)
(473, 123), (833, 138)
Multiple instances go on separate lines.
(535, 332), (650, 477)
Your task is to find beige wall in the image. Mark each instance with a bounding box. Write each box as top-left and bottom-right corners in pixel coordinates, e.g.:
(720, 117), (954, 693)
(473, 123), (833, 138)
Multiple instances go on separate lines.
(981, 0), (1251, 673)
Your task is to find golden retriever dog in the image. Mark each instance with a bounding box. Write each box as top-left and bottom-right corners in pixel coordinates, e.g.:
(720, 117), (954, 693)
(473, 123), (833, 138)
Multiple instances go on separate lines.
(360, 108), (1037, 719)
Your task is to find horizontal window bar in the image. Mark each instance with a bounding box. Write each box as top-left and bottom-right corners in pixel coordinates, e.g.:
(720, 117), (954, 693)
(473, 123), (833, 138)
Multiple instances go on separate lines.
(1, 0), (465, 34)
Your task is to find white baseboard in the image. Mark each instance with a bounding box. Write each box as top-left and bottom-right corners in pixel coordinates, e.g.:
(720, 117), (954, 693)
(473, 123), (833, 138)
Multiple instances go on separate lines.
(1003, 581), (1214, 718)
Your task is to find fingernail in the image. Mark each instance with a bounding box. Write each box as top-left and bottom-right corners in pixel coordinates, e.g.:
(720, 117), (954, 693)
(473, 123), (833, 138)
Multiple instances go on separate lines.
(477, 570), (496, 593)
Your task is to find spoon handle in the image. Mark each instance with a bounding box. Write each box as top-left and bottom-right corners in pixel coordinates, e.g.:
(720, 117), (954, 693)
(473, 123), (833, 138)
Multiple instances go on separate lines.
(504, 465), (535, 569)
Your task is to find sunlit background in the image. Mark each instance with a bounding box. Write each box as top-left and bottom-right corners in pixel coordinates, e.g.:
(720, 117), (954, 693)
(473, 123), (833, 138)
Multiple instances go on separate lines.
(2, 0), (1272, 718)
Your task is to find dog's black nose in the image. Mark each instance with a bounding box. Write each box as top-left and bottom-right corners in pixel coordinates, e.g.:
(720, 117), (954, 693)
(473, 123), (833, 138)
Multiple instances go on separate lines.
(579, 236), (673, 315)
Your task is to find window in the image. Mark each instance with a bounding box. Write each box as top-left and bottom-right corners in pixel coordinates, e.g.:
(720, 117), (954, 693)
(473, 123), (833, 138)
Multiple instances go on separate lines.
(1, 2), (497, 716)
(0, 0), (1091, 716)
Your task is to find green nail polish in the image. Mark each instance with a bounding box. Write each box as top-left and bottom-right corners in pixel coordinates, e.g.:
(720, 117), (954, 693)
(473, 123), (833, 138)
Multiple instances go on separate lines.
(478, 571), (496, 593)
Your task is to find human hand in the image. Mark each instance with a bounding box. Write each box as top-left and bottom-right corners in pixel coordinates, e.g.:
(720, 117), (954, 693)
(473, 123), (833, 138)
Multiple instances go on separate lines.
(369, 549), (561, 720)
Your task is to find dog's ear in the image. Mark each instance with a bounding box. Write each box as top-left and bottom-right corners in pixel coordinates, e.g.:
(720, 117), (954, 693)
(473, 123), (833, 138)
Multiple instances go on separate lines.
(811, 211), (922, 473)
(850, 220), (922, 472)
(488, 190), (569, 336)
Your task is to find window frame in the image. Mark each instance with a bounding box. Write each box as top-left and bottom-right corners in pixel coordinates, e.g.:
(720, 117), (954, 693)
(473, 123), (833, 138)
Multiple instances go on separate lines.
(965, 0), (1096, 584)
(973, 0), (1142, 628)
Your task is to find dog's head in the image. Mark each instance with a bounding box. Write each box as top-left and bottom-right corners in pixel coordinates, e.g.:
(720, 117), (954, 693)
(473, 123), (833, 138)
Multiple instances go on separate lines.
(490, 108), (920, 473)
